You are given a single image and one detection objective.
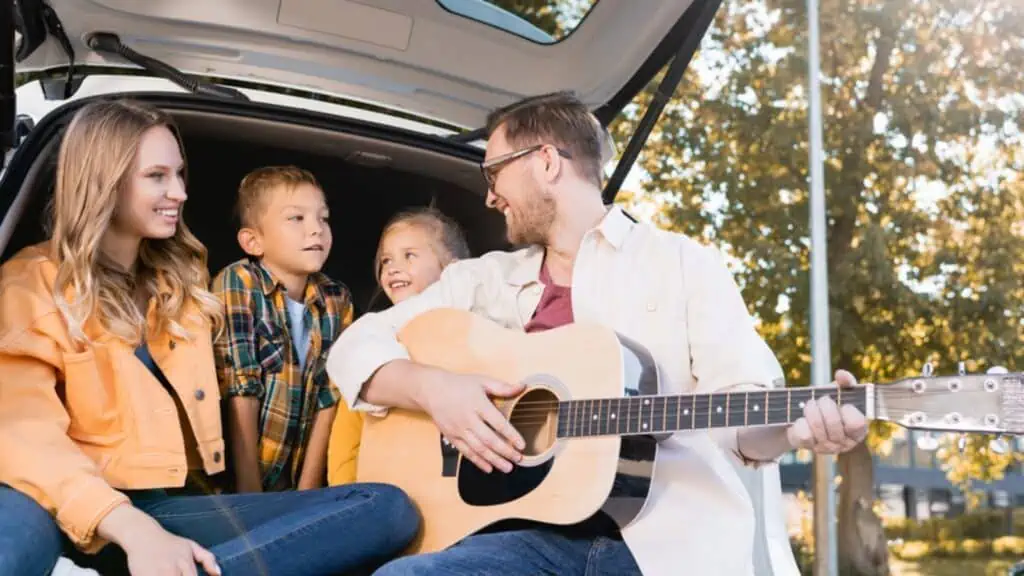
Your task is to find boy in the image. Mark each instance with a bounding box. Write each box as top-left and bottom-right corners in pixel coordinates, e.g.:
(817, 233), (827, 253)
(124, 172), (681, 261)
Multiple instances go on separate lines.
(212, 165), (354, 492)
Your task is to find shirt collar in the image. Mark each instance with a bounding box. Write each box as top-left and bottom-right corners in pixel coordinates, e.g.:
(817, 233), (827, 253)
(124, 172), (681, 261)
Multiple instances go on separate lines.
(506, 205), (638, 286)
(252, 260), (328, 308)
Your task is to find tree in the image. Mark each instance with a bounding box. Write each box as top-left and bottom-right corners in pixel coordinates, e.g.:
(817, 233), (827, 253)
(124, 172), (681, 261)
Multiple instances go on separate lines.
(610, 0), (1023, 574)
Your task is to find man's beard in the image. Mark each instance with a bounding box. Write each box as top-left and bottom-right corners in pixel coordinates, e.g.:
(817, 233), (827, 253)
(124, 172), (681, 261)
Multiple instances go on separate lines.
(506, 187), (556, 246)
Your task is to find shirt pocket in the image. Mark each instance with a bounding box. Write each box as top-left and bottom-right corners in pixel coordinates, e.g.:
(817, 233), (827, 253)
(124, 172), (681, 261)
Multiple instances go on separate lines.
(61, 348), (125, 446)
(255, 319), (288, 374)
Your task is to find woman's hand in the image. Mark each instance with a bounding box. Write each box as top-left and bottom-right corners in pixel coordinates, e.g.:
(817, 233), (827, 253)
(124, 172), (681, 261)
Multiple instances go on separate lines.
(98, 504), (222, 575)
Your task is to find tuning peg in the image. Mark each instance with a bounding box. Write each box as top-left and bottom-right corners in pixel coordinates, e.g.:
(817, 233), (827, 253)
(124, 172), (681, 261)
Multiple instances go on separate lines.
(986, 366), (1009, 375)
(922, 362), (934, 377)
(989, 436), (1009, 455)
(957, 435), (968, 453)
(958, 362), (966, 376)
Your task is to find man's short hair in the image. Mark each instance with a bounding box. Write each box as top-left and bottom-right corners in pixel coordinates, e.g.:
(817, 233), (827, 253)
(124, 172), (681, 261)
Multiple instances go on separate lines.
(235, 165), (322, 228)
(485, 91), (607, 187)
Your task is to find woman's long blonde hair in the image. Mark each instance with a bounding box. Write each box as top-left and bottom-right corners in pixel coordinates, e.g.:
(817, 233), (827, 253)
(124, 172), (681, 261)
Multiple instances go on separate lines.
(50, 99), (222, 346)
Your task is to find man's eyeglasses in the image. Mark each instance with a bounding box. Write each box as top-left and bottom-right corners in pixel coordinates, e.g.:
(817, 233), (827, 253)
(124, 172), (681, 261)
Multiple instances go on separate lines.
(480, 144), (573, 190)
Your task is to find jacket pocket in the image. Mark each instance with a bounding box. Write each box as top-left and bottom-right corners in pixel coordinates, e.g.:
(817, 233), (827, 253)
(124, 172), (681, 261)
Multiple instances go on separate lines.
(61, 348), (124, 446)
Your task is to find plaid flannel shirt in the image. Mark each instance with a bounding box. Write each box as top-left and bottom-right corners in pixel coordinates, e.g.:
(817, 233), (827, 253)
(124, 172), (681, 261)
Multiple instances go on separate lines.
(212, 258), (353, 491)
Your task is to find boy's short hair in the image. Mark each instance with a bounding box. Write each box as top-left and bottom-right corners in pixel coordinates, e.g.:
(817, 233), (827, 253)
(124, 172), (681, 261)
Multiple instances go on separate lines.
(236, 165), (322, 229)
(374, 206), (470, 279)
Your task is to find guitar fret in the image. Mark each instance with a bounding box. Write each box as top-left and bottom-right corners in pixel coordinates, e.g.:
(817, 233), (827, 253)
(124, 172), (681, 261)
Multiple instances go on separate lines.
(661, 396), (669, 433)
(674, 394), (682, 431)
(693, 394), (710, 429)
(743, 392), (748, 426)
(791, 389), (808, 424)
(598, 398), (609, 436)
(651, 397), (665, 433)
(726, 393), (732, 428)
(747, 391), (768, 426)
(709, 393), (728, 428)
(667, 395), (680, 432)
(767, 390), (789, 425)
(690, 394), (696, 430)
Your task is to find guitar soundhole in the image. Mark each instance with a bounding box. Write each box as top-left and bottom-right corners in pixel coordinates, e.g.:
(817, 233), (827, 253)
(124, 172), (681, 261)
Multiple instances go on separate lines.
(509, 387), (559, 458)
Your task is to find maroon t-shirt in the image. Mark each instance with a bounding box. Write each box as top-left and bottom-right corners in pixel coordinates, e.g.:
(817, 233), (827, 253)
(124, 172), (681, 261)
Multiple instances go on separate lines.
(523, 264), (573, 332)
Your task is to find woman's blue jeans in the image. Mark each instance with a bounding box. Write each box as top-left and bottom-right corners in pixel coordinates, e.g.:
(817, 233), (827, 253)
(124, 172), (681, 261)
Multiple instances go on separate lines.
(0, 482), (419, 576)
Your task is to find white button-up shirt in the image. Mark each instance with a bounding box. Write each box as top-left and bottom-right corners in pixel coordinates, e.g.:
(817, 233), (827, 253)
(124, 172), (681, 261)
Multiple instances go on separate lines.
(327, 206), (798, 576)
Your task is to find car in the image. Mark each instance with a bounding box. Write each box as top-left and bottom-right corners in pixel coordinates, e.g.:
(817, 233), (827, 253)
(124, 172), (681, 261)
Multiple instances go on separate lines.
(1, 1), (798, 575)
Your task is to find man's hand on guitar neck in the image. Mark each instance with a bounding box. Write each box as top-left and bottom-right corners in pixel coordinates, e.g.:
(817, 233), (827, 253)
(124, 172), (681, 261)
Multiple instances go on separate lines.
(786, 369), (868, 454)
(362, 359), (527, 473)
(737, 369), (869, 463)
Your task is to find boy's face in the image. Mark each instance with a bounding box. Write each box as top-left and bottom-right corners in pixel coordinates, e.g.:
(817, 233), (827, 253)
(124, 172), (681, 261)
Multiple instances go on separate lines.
(241, 183), (332, 281)
(378, 223), (444, 304)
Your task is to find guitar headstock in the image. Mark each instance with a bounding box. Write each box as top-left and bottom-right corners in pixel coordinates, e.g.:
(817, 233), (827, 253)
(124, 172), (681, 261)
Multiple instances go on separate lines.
(874, 364), (1024, 435)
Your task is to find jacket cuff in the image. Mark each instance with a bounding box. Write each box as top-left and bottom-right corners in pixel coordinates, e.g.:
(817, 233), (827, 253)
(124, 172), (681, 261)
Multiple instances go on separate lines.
(56, 477), (130, 553)
(326, 336), (409, 416)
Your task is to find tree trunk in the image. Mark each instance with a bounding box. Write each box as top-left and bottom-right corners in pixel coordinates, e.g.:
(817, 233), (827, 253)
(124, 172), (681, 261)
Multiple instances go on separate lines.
(837, 442), (889, 575)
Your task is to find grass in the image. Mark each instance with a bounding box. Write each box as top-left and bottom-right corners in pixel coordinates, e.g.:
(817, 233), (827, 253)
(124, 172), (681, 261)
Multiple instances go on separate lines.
(890, 558), (1016, 576)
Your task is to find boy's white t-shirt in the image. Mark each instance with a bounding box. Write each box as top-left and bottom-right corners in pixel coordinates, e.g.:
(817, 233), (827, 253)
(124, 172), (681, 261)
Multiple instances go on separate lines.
(285, 297), (310, 367)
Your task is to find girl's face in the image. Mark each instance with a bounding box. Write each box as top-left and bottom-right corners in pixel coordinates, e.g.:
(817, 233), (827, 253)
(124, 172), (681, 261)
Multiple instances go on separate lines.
(378, 222), (445, 304)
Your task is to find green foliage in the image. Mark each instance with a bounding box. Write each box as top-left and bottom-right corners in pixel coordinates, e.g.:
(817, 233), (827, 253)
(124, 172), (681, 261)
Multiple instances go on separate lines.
(883, 508), (1023, 542)
(610, 0), (1024, 501)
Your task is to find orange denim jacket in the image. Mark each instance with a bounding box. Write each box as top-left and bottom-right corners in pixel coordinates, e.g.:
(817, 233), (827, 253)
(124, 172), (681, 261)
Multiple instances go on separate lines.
(0, 243), (226, 553)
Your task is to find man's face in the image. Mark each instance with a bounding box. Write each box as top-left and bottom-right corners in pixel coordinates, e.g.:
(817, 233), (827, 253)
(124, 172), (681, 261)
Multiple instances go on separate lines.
(483, 126), (556, 246)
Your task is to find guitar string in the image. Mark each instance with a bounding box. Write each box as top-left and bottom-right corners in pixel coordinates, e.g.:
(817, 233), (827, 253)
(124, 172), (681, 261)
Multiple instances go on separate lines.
(507, 386), (998, 408)
(503, 406), (1011, 430)
(505, 404), (990, 424)
(502, 388), (972, 414)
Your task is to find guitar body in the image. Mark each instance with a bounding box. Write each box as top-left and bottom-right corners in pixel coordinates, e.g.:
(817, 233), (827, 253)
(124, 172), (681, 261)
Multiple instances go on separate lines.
(356, 308), (662, 555)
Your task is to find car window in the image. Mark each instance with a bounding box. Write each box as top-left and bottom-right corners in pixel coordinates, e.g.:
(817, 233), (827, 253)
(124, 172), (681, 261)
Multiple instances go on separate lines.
(436, 0), (598, 44)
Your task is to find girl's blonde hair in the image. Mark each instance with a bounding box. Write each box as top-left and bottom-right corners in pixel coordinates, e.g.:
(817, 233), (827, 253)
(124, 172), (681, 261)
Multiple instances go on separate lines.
(50, 99), (222, 346)
(373, 206), (470, 281)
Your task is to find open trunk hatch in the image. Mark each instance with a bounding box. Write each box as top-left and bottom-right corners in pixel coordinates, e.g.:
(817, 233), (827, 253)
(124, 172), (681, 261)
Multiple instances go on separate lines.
(14, 0), (710, 129)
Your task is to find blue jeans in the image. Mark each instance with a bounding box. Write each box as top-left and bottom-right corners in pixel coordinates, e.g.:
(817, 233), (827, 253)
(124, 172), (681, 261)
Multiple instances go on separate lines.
(0, 482), (418, 576)
(372, 527), (641, 576)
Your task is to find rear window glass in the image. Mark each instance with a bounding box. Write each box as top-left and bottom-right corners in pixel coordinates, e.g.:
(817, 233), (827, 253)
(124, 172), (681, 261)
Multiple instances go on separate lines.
(436, 0), (598, 44)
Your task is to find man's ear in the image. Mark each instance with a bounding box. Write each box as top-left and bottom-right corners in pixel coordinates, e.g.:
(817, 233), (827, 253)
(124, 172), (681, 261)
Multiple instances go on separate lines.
(237, 227), (263, 258)
(541, 144), (564, 184)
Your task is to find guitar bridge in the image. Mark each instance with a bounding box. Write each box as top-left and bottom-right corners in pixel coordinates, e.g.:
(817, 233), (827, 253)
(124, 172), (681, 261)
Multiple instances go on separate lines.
(1002, 376), (1024, 435)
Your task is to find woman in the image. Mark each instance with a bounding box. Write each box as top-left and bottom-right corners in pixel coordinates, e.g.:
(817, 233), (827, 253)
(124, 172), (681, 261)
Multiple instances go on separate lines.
(0, 99), (418, 576)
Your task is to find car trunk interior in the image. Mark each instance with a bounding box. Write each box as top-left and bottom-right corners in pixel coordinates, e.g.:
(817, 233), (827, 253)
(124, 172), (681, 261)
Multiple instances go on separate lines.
(0, 100), (509, 315)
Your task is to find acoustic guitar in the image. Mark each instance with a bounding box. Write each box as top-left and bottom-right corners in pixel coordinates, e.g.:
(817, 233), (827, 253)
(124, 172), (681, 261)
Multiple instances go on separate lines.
(355, 308), (1023, 554)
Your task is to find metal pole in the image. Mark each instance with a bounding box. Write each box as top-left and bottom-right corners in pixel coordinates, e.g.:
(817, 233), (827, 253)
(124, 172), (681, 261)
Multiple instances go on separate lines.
(806, 0), (837, 573)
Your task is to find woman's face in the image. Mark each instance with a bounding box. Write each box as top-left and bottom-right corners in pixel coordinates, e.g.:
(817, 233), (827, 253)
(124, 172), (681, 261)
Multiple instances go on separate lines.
(377, 223), (445, 304)
(110, 125), (187, 244)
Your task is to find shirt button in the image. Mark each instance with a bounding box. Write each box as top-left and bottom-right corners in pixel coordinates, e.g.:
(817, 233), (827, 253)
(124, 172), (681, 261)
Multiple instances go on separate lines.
(213, 451), (222, 463)
(646, 302), (657, 312)
(533, 285), (542, 294)
(194, 389), (206, 401)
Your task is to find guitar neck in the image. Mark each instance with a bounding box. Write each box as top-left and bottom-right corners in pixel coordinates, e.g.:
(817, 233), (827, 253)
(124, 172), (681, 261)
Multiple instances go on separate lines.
(554, 385), (869, 438)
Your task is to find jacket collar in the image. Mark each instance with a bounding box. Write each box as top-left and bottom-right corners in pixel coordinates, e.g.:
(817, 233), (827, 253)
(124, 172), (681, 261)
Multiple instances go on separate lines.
(506, 205), (638, 287)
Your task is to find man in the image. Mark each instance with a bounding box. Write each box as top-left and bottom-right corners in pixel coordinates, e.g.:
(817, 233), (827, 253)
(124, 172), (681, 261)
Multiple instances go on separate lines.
(326, 92), (867, 575)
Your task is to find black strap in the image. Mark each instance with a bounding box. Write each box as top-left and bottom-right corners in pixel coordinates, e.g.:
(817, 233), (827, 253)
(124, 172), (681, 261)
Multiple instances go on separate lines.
(134, 341), (177, 397)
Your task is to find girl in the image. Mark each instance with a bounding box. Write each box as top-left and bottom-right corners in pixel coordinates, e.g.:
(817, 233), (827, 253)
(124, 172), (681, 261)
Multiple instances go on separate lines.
(0, 99), (418, 576)
(327, 207), (469, 485)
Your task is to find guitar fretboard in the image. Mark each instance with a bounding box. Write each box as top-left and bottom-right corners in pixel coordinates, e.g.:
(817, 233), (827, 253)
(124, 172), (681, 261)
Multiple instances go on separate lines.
(554, 386), (868, 438)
